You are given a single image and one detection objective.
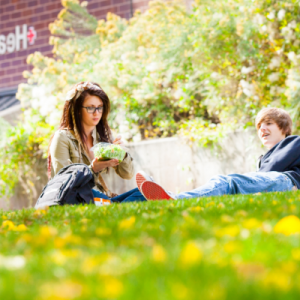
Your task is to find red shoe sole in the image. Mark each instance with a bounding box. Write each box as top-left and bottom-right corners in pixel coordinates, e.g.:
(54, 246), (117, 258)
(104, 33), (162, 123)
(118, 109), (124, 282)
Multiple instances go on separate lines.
(136, 172), (148, 191)
(141, 181), (173, 201)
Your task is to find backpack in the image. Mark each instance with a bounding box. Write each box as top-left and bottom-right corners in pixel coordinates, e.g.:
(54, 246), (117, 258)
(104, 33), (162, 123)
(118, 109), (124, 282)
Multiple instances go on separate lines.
(35, 164), (95, 209)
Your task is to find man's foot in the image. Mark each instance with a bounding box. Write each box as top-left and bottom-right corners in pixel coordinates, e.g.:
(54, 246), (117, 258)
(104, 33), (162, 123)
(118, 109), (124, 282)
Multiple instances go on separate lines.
(136, 171), (155, 191)
(140, 181), (174, 201)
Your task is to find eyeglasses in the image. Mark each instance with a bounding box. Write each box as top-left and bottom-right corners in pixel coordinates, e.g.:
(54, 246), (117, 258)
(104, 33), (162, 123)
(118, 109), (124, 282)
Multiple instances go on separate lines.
(82, 106), (104, 114)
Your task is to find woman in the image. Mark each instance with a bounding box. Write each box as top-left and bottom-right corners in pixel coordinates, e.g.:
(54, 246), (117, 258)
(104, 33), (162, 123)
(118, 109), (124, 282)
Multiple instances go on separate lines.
(49, 81), (145, 203)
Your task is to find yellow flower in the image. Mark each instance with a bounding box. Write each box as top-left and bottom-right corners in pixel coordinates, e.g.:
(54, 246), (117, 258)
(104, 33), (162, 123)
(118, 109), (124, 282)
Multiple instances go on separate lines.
(51, 250), (67, 266)
(262, 270), (291, 291)
(282, 261), (297, 274)
(171, 282), (190, 299)
(95, 227), (111, 236)
(101, 277), (124, 299)
(187, 206), (204, 213)
(292, 248), (300, 260)
(119, 216), (136, 230)
(2, 220), (15, 230)
(224, 241), (241, 253)
(33, 209), (47, 218)
(235, 210), (247, 217)
(206, 201), (215, 208)
(54, 237), (66, 248)
(216, 225), (240, 237)
(274, 215), (300, 235)
(242, 218), (261, 230)
(80, 218), (90, 224)
(179, 241), (202, 267)
(217, 202), (225, 209)
(152, 244), (167, 263)
(13, 224), (27, 232)
(39, 226), (58, 237)
(221, 215), (234, 223)
(39, 280), (83, 300)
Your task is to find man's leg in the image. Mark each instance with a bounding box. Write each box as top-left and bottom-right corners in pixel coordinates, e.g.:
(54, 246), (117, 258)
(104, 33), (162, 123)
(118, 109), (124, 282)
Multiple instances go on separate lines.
(176, 172), (294, 199)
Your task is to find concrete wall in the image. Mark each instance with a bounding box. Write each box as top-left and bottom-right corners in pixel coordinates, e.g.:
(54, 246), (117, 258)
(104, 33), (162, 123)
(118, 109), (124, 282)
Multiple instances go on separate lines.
(105, 130), (263, 195)
(0, 130), (264, 210)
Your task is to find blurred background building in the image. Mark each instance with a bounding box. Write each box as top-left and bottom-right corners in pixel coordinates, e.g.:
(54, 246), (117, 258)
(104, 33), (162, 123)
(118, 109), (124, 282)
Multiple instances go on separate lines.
(0, 0), (150, 124)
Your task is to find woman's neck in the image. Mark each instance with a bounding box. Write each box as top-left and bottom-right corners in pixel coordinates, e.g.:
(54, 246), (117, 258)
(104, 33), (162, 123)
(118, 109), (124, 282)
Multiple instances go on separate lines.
(82, 124), (95, 139)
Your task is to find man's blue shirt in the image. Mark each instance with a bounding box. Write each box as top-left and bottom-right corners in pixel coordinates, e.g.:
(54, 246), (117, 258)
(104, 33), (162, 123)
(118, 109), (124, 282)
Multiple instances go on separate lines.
(258, 135), (300, 189)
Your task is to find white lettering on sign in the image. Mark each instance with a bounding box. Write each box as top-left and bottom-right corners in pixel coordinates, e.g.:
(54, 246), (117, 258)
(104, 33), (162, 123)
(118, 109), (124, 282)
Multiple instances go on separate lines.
(0, 24), (37, 55)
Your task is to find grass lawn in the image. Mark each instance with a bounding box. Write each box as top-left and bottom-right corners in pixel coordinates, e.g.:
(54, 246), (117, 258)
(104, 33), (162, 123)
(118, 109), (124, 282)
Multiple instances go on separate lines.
(1, 191), (300, 300)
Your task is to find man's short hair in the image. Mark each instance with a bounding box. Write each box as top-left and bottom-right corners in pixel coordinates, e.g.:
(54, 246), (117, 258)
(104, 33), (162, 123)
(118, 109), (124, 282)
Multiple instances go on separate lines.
(255, 107), (293, 136)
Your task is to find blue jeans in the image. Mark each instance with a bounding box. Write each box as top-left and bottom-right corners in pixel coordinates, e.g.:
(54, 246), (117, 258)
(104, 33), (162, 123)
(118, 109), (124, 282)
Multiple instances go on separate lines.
(176, 172), (294, 200)
(92, 187), (146, 203)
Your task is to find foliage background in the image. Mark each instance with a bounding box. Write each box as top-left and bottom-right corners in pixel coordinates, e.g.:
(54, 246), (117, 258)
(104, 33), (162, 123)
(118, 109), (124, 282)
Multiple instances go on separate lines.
(2, 0), (300, 198)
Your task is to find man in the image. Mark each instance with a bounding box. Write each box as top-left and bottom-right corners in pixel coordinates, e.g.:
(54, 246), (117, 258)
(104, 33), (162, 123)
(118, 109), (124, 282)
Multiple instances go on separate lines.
(136, 108), (300, 201)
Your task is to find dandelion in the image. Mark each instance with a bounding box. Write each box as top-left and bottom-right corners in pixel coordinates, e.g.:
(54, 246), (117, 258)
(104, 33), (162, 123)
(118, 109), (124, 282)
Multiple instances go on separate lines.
(2, 220), (15, 230)
(179, 241), (202, 267)
(188, 206), (204, 213)
(224, 241), (241, 253)
(206, 201), (215, 208)
(39, 281), (83, 299)
(13, 224), (28, 232)
(235, 210), (247, 217)
(242, 218), (261, 230)
(101, 277), (124, 298)
(221, 215), (234, 223)
(152, 244), (167, 263)
(119, 216), (136, 230)
(216, 225), (240, 237)
(33, 209), (47, 218)
(274, 215), (300, 235)
(262, 270), (291, 291)
(217, 202), (225, 209)
(80, 218), (90, 224)
(171, 282), (190, 299)
(291, 248), (300, 260)
(95, 227), (111, 236)
(39, 225), (58, 237)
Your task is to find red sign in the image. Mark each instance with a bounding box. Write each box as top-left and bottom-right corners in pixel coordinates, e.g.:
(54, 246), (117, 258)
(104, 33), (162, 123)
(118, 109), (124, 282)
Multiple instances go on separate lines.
(27, 27), (37, 45)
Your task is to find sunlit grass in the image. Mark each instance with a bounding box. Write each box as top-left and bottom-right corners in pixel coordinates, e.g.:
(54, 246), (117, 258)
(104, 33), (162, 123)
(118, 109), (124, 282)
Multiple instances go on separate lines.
(1, 191), (300, 299)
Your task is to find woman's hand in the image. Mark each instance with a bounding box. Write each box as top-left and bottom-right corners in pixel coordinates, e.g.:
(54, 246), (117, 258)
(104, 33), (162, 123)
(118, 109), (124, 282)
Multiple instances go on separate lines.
(113, 135), (127, 161)
(91, 158), (119, 173)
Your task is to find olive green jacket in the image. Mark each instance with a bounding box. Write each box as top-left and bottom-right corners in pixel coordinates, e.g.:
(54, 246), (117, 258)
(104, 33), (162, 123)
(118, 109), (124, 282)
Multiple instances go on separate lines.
(50, 128), (134, 183)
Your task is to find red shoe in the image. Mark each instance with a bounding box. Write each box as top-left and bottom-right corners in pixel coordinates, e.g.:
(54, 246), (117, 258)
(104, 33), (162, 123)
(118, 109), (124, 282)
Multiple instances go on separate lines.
(140, 181), (174, 201)
(136, 171), (155, 192)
